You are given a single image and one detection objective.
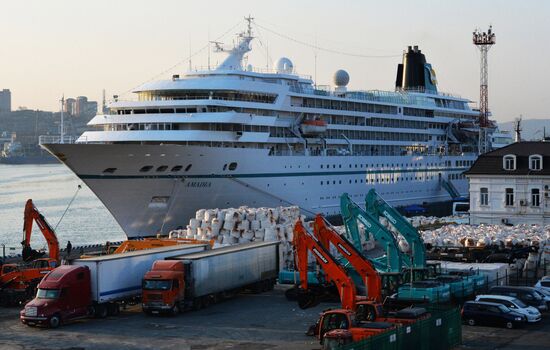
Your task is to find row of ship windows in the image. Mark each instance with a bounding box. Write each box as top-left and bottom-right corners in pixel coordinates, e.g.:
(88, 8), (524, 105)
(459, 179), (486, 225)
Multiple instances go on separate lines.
(320, 189), (427, 203)
(319, 162), (451, 169)
(319, 174), (452, 185)
(102, 165), (193, 174)
(103, 122), (441, 142)
(137, 90), (277, 104)
(103, 162), (240, 174)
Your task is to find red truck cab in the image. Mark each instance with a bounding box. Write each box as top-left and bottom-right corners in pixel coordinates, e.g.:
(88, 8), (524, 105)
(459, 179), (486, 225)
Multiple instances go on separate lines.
(318, 309), (396, 348)
(20, 265), (91, 328)
(142, 260), (185, 315)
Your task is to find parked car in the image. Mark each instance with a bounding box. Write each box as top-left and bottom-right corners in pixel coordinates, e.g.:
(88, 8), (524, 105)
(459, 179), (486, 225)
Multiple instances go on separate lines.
(532, 287), (550, 309)
(462, 301), (526, 329)
(475, 295), (541, 323)
(489, 286), (548, 311)
(534, 276), (550, 293)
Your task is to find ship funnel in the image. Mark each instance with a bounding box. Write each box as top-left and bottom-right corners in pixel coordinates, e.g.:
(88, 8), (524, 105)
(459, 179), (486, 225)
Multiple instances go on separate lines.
(395, 46), (437, 93)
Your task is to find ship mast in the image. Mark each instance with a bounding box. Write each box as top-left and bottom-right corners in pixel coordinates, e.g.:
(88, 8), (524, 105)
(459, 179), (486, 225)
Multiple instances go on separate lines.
(213, 16), (254, 71)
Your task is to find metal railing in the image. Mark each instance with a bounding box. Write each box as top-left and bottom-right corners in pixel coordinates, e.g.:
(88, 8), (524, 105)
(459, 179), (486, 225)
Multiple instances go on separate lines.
(38, 135), (84, 145)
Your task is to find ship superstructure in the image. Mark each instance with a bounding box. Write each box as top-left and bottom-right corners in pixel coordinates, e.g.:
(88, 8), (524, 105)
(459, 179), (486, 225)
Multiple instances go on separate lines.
(41, 19), (511, 237)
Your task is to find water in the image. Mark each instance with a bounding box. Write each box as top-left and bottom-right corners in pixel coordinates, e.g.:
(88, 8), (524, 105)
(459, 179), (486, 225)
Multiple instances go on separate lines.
(0, 164), (126, 256)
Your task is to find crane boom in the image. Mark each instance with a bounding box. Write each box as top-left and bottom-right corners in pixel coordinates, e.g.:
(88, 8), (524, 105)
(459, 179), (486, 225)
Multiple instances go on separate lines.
(313, 215), (382, 302)
(22, 199), (60, 263)
(293, 220), (358, 310)
(365, 189), (426, 269)
(340, 193), (404, 273)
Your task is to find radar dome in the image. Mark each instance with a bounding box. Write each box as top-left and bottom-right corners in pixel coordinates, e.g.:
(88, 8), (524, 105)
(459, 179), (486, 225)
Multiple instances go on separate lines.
(333, 69), (350, 87)
(276, 57), (294, 74)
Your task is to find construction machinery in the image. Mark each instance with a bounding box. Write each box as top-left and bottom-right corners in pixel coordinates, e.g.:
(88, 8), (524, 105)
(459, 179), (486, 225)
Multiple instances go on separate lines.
(291, 220), (429, 348)
(313, 214), (382, 302)
(340, 193), (404, 284)
(342, 191), (474, 301)
(365, 189), (426, 271)
(112, 237), (215, 254)
(0, 199), (60, 305)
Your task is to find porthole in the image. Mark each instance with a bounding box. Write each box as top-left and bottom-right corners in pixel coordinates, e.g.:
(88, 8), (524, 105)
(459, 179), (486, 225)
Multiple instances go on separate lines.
(156, 165), (168, 172)
(223, 164), (227, 171)
(185, 164), (192, 172)
(103, 168), (117, 174)
(171, 165), (183, 172)
(228, 162), (238, 171)
(139, 165), (153, 172)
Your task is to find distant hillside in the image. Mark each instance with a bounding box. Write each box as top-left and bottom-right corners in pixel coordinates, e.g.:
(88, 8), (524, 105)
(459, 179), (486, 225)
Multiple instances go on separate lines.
(499, 118), (550, 141)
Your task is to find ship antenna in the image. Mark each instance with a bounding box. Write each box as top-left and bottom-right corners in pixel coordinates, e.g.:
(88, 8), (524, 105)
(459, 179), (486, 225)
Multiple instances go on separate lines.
(245, 15), (254, 38)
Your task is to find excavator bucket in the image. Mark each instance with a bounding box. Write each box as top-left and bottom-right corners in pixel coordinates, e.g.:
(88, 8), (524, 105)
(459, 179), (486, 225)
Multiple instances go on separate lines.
(297, 289), (321, 309)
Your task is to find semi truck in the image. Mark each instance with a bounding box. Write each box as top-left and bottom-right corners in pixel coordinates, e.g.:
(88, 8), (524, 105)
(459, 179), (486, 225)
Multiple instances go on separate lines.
(20, 244), (207, 327)
(142, 241), (279, 315)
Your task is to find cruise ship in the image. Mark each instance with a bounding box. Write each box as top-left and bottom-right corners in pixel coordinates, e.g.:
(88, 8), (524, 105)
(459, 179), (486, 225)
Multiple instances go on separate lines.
(41, 19), (511, 238)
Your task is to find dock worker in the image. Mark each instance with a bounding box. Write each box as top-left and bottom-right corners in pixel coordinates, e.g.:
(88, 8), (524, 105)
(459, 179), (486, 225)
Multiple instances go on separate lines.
(66, 241), (72, 258)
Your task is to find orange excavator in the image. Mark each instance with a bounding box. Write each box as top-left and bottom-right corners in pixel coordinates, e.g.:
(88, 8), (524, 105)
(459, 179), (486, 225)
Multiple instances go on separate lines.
(0, 199), (60, 305)
(292, 218), (429, 348)
(111, 237), (215, 254)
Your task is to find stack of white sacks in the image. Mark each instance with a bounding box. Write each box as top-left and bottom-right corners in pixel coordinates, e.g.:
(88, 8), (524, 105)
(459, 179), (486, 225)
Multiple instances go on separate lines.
(421, 224), (550, 264)
(169, 206), (303, 270)
(408, 215), (469, 228)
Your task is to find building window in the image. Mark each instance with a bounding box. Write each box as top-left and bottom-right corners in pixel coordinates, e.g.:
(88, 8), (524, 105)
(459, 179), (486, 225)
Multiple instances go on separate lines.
(529, 155), (543, 171)
(503, 155), (516, 171)
(480, 187), (489, 206)
(505, 188), (514, 206)
(531, 188), (541, 207)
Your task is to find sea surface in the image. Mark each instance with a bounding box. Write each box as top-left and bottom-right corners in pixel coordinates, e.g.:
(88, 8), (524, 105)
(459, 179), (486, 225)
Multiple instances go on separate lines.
(0, 164), (126, 256)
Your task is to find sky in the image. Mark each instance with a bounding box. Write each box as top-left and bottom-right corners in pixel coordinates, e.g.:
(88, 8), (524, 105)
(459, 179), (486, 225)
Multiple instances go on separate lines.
(0, 0), (549, 122)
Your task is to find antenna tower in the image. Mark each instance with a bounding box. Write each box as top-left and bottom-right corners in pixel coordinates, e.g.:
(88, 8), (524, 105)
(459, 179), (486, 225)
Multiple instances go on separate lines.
(513, 116), (522, 142)
(473, 25), (496, 154)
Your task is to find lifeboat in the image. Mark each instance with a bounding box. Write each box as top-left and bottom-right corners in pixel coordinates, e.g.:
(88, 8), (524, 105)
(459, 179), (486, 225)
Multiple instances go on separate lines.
(300, 119), (327, 136)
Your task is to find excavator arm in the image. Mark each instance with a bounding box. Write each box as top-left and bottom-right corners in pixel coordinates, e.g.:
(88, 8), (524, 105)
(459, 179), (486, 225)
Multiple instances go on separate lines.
(313, 215), (382, 302)
(340, 193), (404, 273)
(22, 199), (60, 263)
(365, 189), (426, 269)
(293, 220), (357, 310)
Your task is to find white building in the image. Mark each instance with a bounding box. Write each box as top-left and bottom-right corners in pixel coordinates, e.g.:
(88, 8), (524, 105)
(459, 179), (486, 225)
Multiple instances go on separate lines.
(466, 142), (550, 225)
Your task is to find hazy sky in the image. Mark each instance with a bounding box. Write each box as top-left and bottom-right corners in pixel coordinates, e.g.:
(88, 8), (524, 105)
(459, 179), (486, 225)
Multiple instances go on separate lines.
(1, 0), (548, 122)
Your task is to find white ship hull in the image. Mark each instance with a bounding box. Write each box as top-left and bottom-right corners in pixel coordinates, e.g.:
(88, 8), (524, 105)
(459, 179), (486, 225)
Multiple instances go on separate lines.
(43, 143), (472, 238)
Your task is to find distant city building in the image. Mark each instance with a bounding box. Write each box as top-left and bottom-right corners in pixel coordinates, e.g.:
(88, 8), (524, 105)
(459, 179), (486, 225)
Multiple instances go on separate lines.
(63, 95), (97, 117)
(0, 89), (11, 112)
(64, 98), (76, 115)
(465, 142), (550, 225)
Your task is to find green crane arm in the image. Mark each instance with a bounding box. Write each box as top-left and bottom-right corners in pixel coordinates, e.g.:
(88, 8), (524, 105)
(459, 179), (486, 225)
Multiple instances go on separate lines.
(365, 189), (426, 269)
(340, 193), (403, 273)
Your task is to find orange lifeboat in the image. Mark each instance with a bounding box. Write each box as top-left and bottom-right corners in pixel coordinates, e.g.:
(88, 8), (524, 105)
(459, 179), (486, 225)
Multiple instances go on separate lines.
(300, 119), (327, 136)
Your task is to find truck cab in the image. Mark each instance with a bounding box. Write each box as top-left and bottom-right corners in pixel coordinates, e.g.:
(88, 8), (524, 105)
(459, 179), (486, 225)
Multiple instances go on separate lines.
(142, 260), (185, 315)
(318, 309), (395, 348)
(20, 265), (91, 328)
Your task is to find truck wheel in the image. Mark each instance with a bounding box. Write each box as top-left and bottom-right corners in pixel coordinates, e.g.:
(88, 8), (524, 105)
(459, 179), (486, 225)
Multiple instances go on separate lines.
(49, 314), (61, 328)
(192, 298), (203, 311)
(96, 305), (108, 318)
(170, 304), (180, 316)
(505, 321), (514, 329)
(108, 303), (120, 316)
